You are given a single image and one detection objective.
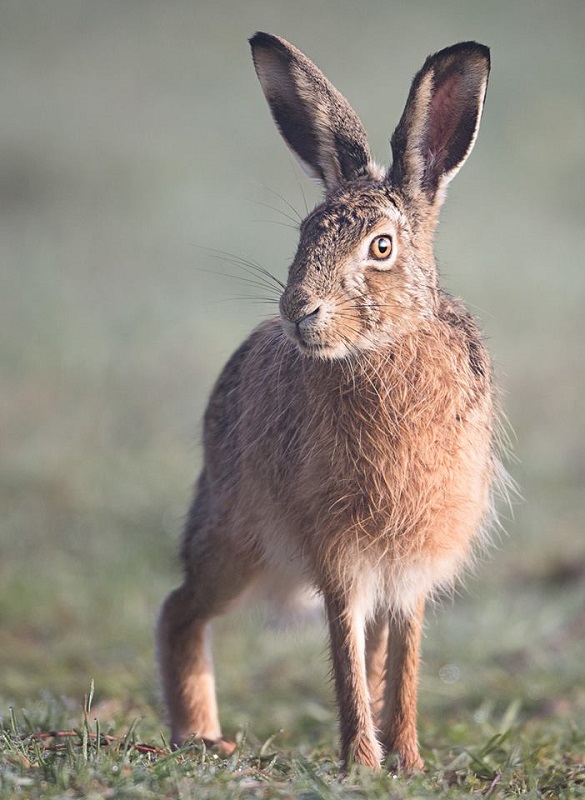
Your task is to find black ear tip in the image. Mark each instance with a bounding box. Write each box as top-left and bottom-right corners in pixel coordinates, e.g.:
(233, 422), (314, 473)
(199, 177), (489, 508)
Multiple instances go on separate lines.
(427, 41), (490, 74)
(249, 31), (280, 51)
(466, 41), (490, 66)
(442, 40), (490, 67)
(249, 31), (266, 47)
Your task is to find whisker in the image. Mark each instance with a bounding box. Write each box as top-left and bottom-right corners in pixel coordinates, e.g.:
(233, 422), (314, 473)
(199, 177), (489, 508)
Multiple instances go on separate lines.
(204, 264), (284, 297)
(252, 218), (299, 231)
(198, 245), (286, 290)
(252, 200), (300, 228)
(215, 296), (279, 305)
(255, 182), (303, 222)
(288, 160), (310, 217)
(196, 266), (281, 298)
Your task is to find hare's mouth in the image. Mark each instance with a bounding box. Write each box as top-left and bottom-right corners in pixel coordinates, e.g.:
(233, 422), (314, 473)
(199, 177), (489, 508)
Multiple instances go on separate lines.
(285, 327), (349, 360)
(280, 313), (351, 359)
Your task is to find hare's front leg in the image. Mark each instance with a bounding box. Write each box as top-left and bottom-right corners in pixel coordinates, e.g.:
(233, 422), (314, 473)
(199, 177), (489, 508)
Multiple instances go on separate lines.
(365, 614), (389, 725)
(325, 594), (383, 770)
(378, 599), (425, 772)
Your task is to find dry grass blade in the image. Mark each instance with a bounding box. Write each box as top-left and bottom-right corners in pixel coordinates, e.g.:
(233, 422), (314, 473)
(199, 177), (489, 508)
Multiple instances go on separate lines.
(24, 729), (168, 757)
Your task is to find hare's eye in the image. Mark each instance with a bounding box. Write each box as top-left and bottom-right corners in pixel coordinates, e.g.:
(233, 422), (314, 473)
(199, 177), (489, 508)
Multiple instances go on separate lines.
(369, 235), (393, 260)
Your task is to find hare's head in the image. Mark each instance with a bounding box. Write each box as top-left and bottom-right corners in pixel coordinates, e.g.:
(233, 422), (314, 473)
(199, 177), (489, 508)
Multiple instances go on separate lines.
(250, 33), (490, 359)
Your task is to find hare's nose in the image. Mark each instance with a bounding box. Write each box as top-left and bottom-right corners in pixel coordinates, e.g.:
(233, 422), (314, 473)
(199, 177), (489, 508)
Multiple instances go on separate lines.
(279, 290), (321, 328)
(295, 305), (321, 331)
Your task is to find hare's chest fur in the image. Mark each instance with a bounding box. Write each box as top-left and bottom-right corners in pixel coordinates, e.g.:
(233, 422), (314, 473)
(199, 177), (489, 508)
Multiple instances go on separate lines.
(233, 318), (494, 612)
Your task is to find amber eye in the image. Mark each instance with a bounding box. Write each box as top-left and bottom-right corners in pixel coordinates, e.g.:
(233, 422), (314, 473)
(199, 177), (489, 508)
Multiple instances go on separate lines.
(369, 235), (393, 260)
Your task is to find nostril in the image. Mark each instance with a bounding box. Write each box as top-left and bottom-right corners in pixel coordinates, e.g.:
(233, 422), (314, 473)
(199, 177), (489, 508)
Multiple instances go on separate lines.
(295, 305), (321, 328)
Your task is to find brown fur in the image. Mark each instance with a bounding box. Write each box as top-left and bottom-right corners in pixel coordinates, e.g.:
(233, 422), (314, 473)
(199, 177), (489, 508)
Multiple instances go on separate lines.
(157, 34), (498, 772)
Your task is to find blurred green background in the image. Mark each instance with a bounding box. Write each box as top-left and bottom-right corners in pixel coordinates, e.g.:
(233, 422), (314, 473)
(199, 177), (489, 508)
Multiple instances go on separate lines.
(1, 0), (584, 748)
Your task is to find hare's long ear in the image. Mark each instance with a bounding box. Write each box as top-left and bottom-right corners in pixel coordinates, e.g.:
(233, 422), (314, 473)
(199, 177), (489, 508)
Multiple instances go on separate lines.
(389, 42), (490, 206)
(250, 32), (372, 194)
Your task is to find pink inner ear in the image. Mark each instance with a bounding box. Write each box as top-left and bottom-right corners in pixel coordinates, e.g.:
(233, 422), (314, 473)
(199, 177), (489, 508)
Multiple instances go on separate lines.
(425, 69), (466, 165)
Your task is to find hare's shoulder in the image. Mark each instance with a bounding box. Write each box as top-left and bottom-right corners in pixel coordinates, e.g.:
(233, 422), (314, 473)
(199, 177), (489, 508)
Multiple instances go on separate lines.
(203, 318), (285, 442)
(437, 292), (490, 382)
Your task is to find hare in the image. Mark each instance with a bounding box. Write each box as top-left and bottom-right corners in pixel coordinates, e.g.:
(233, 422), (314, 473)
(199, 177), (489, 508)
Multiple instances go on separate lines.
(157, 33), (498, 773)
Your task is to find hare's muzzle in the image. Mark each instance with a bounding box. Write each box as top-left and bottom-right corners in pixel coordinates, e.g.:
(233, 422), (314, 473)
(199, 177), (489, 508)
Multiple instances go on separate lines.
(294, 304), (321, 330)
(279, 294), (330, 351)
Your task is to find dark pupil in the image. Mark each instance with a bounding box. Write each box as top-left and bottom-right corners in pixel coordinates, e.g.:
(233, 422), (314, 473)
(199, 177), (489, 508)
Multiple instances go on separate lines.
(377, 238), (389, 253)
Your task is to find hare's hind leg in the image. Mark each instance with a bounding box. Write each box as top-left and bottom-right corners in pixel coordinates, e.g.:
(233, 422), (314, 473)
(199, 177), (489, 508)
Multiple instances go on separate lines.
(157, 587), (221, 747)
(325, 594), (383, 770)
(158, 566), (255, 747)
(157, 496), (257, 747)
(378, 599), (425, 772)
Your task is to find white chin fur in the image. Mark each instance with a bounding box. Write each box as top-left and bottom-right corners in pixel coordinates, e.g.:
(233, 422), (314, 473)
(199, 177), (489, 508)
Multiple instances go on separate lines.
(281, 326), (351, 360)
(298, 341), (351, 360)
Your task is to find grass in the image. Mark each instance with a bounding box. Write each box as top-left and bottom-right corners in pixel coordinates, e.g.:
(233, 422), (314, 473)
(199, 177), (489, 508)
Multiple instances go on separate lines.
(2, 678), (584, 798)
(2, 574), (584, 798)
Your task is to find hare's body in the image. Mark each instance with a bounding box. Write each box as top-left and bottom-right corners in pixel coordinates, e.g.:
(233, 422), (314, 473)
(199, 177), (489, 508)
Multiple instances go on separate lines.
(158, 34), (498, 771)
(191, 301), (491, 613)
